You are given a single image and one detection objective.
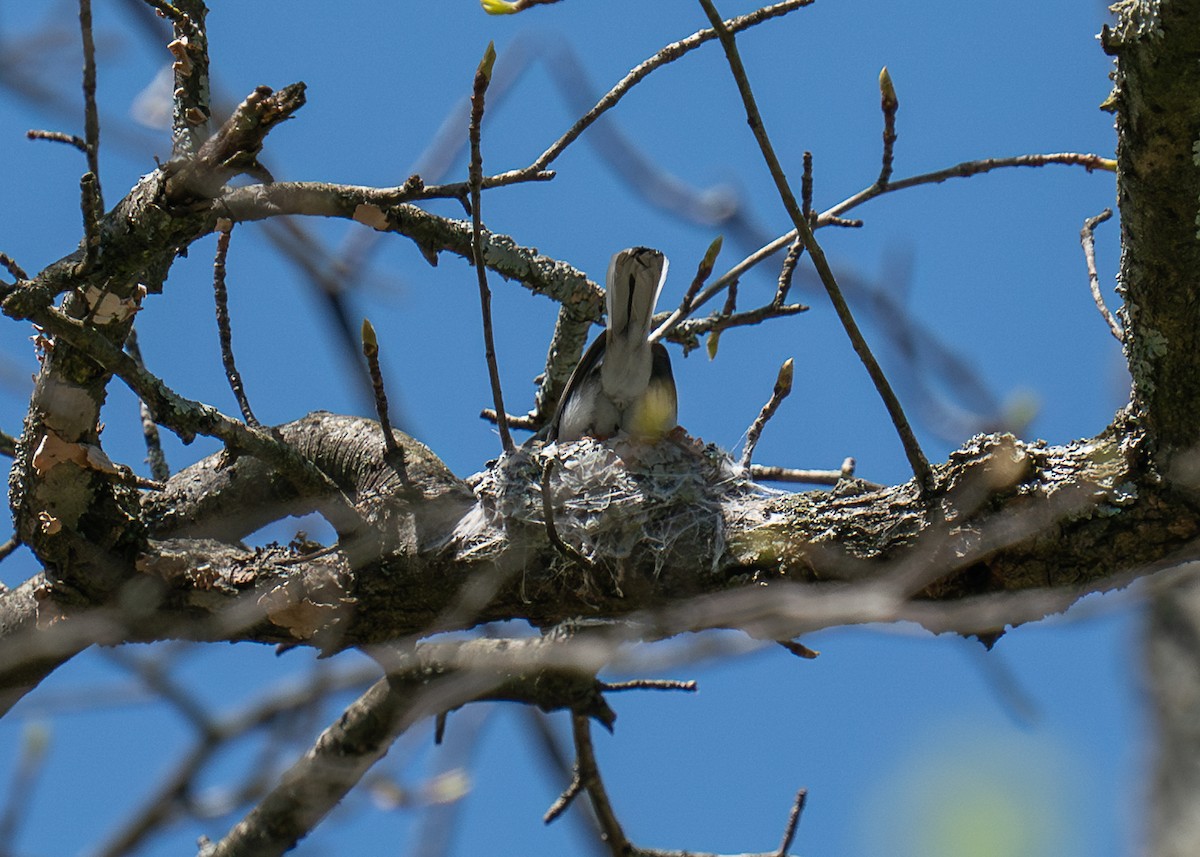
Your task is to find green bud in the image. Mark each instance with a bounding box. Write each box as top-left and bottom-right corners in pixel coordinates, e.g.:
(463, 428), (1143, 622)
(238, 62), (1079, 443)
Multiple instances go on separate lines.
(879, 66), (898, 110)
(361, 318), (378, 353)
(775, 357), (794, 395)
(477, 41), (498, 83)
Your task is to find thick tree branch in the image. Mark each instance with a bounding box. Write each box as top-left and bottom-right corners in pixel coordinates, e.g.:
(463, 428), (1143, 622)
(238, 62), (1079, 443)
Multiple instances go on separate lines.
(1105, 1), (1200, 466)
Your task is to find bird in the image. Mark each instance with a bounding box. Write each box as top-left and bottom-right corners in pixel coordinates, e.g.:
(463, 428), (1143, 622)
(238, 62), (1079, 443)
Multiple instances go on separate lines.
(546, 247), (677, 443)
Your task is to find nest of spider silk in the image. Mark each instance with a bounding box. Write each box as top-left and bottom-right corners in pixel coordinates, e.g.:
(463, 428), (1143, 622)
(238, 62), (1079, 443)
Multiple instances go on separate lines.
(453, 435), (777, 591)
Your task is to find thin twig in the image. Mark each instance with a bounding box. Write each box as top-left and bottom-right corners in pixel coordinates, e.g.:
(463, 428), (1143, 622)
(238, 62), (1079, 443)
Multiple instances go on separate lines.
(469, 43), (514, 453)
(684, 236), (723, 312)
(684, 152), (1115, 339)
(741, 359), (794, 469)
(699, 0), (933, 494)
(876, 67), (898, 188)
(571, 711), (629, 856)
(488, 0), (816, 183)
(776, 639), (819, 659)
(654, 236), (724, 343)
(598, 679), (697, 693)
(544, 772), (585, 824)
(361, 319), (402, 458)
(124, 328), (170, 482)
(775, 788), (808, 857)
(25, 129), (88, 152)
(800, 150), (813, 217)
(774, 239), (803, 306)
(0, 254), (27, 282)
(0, 537), (21, 564)
(750, 459), (862, 486)
(32, 305), (367, 537)
(827, 151), (1114, 220)
(78, 0), (103, 209)
(0, 432), (16, 459)
(479, 409), (541, 430)
(211, 220), (259, 427)
(542, 461), (592, 569)
(1080, 208), (1123, 342)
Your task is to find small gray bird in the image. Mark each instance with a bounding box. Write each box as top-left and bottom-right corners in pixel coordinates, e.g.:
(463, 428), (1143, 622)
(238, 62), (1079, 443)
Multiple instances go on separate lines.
(548, 247), (677, 443)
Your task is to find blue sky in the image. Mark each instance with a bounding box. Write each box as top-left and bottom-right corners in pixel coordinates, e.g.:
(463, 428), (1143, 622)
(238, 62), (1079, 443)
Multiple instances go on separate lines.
(0, 1), (1137, 855)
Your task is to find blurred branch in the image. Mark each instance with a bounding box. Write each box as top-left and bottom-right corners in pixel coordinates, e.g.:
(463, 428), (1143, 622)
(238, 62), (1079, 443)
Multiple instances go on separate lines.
(210, 638), (616, 857)
(492, 0), (815, 184)
(97, 659), (379, 857)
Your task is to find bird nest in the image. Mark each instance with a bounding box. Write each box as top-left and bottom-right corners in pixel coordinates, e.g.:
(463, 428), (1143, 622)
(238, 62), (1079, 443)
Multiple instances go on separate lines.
(453, 436), (777, 578)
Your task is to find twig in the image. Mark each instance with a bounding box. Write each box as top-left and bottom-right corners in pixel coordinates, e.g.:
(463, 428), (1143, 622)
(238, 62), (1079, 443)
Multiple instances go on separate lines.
(0, 537), (21, 564)
(469, 43), (514, 453)
(544, 771), (585, 824)
(211, 219), (259, 426)
(598, 678), (697, 693)
(698, 0), (933, 494)
(542, 460), (592, 569)
(1080, 208), (1123, 342)
(570, 711), (630, 856)
(25, 129), (87, 152)
(684, 235), (723, 312)
(0, 432), (16, 459)
(800, 150), (813, 217)
(741, 359), (794, 469)
(361, 319), (402, 458)
(774, 239), (803, 306)
(480, 409), (541, 430)
(698, 152), (1116, 332)
(876, 67), (898, 188)
(0, 254), (27, 282)
(31, 305), (367, 537)
(827, 151), (1114, 220)
(489, 0), (816, 184)
(653, 236), (724, 344)
(776, 639), (819, 659)
(124, 328), (170, 482)
(775, 788), (808, 857)
(750, 457), (861, 486)
(78, 0), (103, 208)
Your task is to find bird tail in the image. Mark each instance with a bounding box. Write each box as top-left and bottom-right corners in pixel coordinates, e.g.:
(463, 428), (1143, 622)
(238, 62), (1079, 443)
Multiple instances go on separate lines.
(605, 247), (668, 349)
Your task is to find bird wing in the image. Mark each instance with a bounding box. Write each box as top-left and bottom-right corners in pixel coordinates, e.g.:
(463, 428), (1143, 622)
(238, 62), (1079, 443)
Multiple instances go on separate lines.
(545, 333), (608, 441)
